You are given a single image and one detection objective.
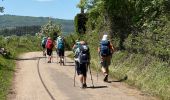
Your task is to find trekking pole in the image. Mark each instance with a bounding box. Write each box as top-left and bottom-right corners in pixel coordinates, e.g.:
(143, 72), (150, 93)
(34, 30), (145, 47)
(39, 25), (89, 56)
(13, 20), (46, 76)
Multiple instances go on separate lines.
(88, 63), (94, 87)
(74, 61), (76, 87)
(97, 53), (101, 82)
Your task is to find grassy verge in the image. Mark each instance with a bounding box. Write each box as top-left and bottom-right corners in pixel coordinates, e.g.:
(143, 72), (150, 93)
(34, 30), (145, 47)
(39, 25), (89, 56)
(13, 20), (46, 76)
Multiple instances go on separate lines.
(65, 33), (170, 100)
(91, 51), (170, 100)
(0, 35), (41, 100)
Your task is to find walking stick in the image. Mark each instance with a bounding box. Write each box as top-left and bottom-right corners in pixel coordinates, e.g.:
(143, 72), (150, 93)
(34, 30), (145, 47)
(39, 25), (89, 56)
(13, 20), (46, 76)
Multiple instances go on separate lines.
(88, 63), (94, 87)
(74, 61), (77, 87)
(97, 54), (101, 82)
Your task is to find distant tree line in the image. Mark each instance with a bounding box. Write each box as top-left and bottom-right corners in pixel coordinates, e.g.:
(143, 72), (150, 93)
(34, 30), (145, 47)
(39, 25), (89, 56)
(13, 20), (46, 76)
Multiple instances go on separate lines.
(0, 25), (41, 36)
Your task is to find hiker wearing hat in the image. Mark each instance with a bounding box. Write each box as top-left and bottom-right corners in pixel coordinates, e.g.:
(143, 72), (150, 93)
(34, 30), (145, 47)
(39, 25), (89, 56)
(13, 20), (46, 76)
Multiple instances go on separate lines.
(98, 34), (115, 82)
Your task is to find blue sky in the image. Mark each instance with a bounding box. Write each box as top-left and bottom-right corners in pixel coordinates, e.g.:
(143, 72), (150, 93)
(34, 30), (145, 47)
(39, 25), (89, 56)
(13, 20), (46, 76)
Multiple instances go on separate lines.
(0, 0), (80, 20)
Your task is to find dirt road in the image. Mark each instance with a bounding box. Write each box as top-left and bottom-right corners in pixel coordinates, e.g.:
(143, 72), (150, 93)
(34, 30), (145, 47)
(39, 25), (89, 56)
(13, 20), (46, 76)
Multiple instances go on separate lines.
(8, 52), (157, 100)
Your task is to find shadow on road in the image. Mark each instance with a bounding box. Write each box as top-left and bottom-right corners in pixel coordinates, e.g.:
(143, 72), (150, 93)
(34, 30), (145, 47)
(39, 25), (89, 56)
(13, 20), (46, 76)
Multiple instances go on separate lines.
(64, 64), (75, 66)
(107, 75), (128, 83)
(87, 85), (108, 89)
(14, 57), (46, 61)
(65, 61), (75, 64)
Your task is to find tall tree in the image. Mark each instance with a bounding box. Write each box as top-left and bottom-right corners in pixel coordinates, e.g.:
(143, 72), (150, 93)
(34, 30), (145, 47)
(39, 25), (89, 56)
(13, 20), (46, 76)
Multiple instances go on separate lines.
(77, 0), (88, 13)
(0, 0), (4, 12)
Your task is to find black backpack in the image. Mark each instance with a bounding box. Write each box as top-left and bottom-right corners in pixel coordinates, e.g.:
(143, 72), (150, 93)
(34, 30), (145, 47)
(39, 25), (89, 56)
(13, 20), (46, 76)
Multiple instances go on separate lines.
(78, 45), (90, 64)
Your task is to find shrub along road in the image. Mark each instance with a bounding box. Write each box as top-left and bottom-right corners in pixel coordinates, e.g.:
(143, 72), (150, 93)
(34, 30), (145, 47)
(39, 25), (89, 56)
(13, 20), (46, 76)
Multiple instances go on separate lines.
(8, 52), (158, 100)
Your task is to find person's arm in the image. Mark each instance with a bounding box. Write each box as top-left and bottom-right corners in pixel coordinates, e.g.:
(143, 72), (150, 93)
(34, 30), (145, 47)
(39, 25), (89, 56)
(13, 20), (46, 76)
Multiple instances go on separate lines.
(109, 42), (116, 54)
(72, 44), (77, 52)
(45, 40), (48, 48)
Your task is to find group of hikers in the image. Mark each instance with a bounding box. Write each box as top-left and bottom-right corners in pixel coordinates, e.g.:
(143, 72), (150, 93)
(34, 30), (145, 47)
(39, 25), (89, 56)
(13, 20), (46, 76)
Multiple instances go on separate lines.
(41, 36), (65, 64)
(41, 34), (115, 89)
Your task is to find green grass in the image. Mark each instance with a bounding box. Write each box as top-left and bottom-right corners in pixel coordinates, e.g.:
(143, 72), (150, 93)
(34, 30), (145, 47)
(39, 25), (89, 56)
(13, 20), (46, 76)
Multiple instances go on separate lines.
(0, 35), (41, 99)
(0, 56), (14, 100)
(109, 52), (170, 100)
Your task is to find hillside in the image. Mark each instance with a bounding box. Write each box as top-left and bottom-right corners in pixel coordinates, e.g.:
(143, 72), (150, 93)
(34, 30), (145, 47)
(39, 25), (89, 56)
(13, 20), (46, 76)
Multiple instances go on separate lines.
(0, 15), (74, 34)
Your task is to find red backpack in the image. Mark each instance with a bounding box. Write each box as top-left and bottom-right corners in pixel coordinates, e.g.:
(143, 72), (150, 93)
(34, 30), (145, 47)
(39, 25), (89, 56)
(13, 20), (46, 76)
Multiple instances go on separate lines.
(46, 39), (53, 49)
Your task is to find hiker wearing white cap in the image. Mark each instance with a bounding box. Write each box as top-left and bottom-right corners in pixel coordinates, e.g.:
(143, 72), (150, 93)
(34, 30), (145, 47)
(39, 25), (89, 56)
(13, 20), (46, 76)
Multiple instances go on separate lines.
(98, 34), (115, 82)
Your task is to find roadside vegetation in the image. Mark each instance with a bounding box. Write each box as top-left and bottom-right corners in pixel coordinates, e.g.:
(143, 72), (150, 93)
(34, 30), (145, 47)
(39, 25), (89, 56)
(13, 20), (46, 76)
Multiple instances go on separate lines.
(70, 0), (170, 99)
(0, 35), (41, 99)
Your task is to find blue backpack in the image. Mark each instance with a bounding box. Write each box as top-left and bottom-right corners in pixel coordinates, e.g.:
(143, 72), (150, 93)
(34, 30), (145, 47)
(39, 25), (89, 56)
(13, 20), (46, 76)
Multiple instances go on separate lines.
(100, 40), (110, 57)
(57, 38), (64, 50)
(41, 38), (47, 46)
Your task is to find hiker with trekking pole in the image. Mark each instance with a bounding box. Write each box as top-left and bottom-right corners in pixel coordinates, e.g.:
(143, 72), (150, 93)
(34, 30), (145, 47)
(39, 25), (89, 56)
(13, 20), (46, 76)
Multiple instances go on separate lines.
(98, 34), (115, 82)
(73, 40), (93, 88)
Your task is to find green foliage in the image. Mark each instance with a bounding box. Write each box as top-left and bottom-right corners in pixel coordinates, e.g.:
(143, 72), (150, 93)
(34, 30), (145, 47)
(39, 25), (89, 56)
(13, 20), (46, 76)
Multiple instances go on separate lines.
(40, 20), (62, 40)
(77, 0), (88, 13)
(0, 0), (4, 13)
(74, 13), (88, 34)
(0, 7), (4, 13)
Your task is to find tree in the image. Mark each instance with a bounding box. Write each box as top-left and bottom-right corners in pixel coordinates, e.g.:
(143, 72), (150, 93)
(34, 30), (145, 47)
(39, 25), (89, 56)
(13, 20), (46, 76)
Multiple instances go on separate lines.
(0, 0), (4, 13)
(77, 0), (88, 13)
(40, 20), (62, 40)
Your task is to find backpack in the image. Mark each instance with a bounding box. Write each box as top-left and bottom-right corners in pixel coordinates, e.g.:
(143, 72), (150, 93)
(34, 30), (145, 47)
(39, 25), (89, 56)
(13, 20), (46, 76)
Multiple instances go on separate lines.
(57, 38), (64, 50)
(100, 40), (110, 57)
(46, 39), (53, 49)
(41, 38), (47, 46)
(78, 45), (90, 64)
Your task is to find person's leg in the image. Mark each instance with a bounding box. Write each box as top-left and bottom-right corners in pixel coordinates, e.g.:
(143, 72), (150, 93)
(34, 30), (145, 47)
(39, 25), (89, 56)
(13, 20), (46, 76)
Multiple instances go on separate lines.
(61, 50), (64, 63)
(101, 57), (108, 82)
(58, 50), (61, 63)
(48, 49), (52, 63)
(79, 74), (83, 85)
(49, 51), (52, 62)
(76, 62), (84, 88)
(82, 63), (87, 88)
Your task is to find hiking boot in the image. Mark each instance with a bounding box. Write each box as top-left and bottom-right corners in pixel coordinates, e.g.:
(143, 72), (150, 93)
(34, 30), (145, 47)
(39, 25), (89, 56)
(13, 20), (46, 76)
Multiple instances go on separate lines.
(103, 75), (108, 82)
(83, 83), (87, 88)
(47, 61), (51, 63)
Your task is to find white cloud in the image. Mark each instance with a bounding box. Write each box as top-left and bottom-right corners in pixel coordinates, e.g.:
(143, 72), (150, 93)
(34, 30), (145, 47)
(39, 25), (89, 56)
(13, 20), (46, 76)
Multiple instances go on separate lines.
(35, 0), (54, 2)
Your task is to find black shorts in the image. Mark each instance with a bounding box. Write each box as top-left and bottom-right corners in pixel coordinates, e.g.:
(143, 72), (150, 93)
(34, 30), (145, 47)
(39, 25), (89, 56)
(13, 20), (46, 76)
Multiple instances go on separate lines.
(47, 48), (52, 56)
(57, 49), (64, 57)
(76, 61), (88, 77)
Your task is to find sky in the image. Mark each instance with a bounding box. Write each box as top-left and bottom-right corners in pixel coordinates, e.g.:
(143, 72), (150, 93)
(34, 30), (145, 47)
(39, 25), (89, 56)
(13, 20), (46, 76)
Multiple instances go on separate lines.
(0, 0), (80, 20)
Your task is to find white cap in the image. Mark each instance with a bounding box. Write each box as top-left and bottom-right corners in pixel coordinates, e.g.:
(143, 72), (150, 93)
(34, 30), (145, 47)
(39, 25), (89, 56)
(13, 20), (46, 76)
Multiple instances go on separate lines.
(102, 35), (108, 41)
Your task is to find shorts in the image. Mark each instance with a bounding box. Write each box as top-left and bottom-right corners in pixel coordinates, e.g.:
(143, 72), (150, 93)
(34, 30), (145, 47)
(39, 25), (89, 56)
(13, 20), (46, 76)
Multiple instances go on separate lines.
(75, 61), (88, 77)
(47, 48), (52, 56)
(100, 56), (111, 68)
(57, 49), (64, 57)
